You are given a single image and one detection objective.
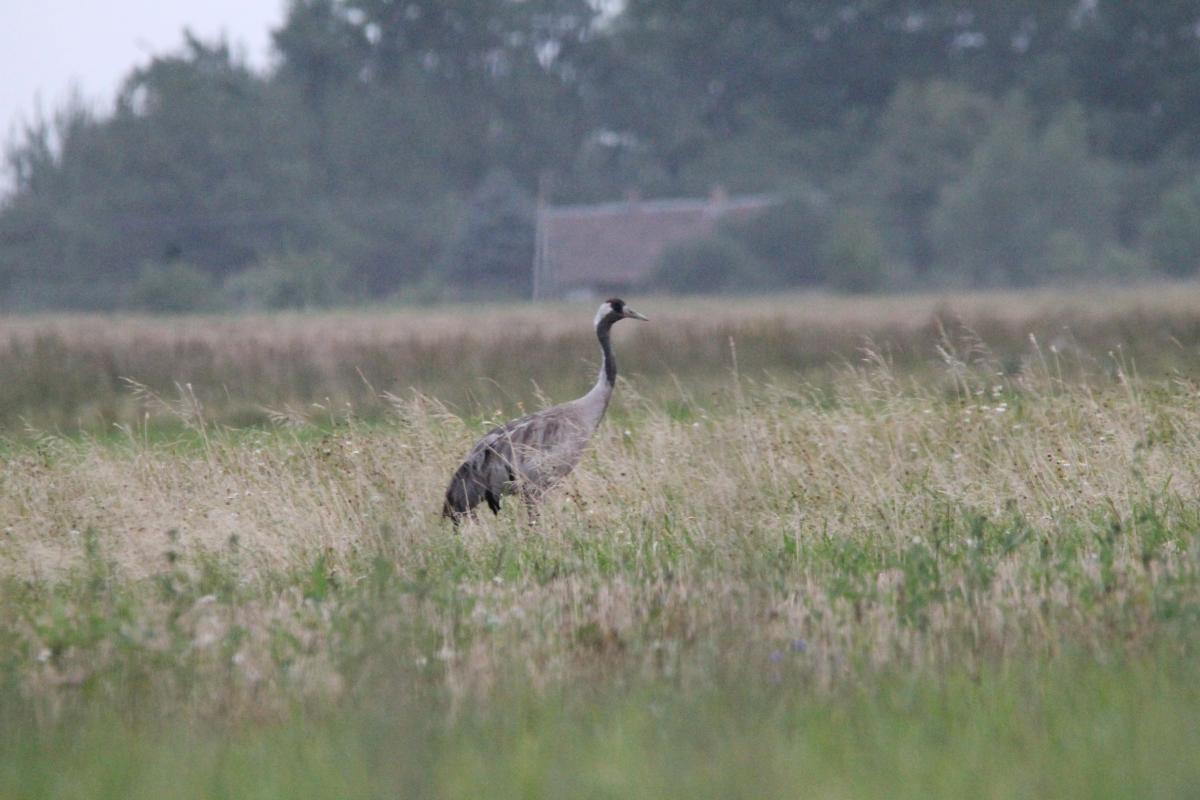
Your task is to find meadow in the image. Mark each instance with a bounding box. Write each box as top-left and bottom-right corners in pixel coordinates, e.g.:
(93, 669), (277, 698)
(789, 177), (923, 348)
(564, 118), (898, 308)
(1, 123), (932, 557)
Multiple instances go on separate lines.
(3, 286), (1200, 798)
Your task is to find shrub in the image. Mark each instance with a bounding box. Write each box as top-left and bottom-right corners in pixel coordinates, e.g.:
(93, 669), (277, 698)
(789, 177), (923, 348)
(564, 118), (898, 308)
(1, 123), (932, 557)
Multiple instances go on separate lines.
(1098, 244), (1154, 281)
(650, 236), (769, 295)
(128, 261), (217, 313)
(224, 251), (353, 310)
(225, 251), (352, 311)
(821, 212), (886, 294)
(1144, 177), (1200, 277)
(440, 168), (535, 298)
(719, 192), (831, 287)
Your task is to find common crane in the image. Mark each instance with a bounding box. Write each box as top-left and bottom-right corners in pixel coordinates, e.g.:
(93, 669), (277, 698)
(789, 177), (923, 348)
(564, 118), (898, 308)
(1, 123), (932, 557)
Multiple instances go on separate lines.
(442, 298), (648, 523)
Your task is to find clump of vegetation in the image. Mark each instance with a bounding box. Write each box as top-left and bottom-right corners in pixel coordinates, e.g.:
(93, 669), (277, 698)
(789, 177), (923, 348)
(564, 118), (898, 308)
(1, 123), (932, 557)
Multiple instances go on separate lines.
(719, 192), (831, 286)
(439, 168), (536, 299)
(650, 235), (769, 294)
(1145, 176), (1200, 277)
(128, 260), (217, 313)
(931, 100), (1121, 286)
(223, 251), (355, 310)
(849, 80), (996, 275)
(821, 211), (887, 293)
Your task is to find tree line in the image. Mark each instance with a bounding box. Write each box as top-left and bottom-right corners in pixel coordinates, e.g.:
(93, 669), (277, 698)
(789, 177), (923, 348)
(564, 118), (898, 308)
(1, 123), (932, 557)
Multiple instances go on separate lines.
(3, 0), (1200, 310)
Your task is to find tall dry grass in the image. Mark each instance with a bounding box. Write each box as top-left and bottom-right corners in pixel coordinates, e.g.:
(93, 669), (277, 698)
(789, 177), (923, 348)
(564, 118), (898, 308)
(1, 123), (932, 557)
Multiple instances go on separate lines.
(5, 284), (1200, 433)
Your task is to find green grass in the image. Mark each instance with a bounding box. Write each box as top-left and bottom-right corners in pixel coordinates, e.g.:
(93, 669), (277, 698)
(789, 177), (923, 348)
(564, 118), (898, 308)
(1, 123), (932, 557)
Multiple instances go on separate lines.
(2, 652), (1197, 799)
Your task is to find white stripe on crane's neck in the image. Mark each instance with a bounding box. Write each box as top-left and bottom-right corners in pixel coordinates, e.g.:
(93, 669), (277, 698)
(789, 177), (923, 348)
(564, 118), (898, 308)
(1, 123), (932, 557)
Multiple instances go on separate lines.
(593, 301), (614, 328)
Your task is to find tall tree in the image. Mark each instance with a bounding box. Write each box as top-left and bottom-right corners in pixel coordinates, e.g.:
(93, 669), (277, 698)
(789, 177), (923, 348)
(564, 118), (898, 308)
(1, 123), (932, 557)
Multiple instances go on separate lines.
(1068, 1), (1200, 160)
(441, 167), (535, 297)
(932, 97), (1118, 285)
(851, 80), (996, 273)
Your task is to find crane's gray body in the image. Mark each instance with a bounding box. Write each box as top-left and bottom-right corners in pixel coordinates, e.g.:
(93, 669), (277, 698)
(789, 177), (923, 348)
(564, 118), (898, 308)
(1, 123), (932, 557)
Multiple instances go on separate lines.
(442, 299), (645, 522)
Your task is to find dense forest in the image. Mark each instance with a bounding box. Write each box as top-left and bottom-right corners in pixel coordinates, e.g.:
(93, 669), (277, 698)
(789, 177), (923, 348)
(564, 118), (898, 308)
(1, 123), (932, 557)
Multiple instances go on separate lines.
(3, 0), (1200, 310)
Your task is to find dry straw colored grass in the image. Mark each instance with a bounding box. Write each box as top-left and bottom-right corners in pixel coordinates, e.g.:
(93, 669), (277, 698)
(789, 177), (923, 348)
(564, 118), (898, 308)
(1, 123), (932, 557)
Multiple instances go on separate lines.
(6, 283), (1200, 432)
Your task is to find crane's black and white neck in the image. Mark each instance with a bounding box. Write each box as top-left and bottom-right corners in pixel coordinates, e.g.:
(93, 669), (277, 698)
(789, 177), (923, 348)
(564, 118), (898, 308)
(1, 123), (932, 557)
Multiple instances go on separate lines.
(583, 298), (648, 414)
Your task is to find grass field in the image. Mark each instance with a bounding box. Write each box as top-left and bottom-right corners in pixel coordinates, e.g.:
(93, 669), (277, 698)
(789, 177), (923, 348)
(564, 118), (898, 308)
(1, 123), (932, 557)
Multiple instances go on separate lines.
(3, 287), (1200, 798)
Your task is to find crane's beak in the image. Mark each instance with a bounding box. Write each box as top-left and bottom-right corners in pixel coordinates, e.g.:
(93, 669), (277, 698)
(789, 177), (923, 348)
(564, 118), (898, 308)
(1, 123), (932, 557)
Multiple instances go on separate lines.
(624, 307), (649, 322)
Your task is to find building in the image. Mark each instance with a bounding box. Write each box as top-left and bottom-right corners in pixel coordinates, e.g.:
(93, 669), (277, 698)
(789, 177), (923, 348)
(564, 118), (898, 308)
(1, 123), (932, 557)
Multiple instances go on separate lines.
(532, 188), (777, 299)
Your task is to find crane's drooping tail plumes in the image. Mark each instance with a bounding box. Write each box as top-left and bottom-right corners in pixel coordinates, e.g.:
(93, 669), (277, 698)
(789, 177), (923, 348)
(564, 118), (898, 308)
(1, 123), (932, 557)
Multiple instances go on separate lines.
(442, 298), (648, 524)
(442, 436), (511, 519)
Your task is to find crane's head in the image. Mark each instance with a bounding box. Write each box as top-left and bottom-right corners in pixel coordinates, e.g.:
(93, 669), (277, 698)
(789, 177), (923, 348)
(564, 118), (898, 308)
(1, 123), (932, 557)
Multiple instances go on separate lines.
(595, 298), (649, 328)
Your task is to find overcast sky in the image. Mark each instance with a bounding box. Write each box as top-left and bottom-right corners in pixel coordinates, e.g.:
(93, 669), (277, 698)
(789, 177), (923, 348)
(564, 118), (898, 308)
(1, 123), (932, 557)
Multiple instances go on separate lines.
(1, 0), (283, 142)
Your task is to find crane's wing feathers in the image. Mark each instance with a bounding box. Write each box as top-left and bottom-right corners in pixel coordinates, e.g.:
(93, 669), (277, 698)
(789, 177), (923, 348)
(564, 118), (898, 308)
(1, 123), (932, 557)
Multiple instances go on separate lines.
(442, 403), (592, 520)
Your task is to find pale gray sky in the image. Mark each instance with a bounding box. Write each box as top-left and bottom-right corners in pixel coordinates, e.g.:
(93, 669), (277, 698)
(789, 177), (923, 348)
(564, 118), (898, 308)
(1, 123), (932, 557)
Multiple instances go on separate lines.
(1, 0), (284, 141)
